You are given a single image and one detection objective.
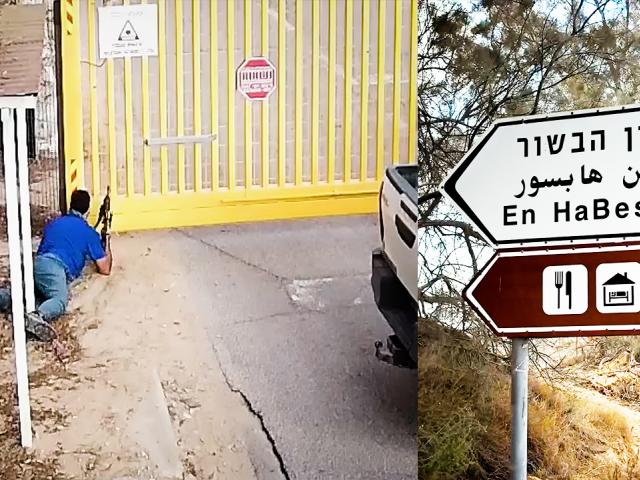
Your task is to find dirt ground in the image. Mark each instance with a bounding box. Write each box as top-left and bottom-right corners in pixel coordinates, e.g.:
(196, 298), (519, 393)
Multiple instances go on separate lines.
(0, 232), (280, 480)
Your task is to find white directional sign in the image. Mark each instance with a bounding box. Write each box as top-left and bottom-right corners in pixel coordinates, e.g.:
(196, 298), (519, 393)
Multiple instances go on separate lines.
(441, 104), (640, 247)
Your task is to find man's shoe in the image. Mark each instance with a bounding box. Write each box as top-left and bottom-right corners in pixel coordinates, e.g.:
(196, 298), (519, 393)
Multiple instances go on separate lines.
(24, 311), (57, 342)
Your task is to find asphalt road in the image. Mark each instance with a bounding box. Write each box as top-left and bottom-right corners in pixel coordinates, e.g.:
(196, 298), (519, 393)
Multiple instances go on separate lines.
(177, 215), (417, 480)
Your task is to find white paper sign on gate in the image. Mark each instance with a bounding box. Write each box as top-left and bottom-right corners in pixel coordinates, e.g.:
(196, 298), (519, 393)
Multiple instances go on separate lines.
(98, 5), (158, 59)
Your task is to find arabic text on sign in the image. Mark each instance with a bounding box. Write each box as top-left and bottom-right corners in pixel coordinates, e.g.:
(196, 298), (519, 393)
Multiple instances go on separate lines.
(514, 165), (603, 198)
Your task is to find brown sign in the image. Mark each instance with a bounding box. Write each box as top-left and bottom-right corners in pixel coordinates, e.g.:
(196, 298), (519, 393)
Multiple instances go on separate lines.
(465, 245), (640, 337)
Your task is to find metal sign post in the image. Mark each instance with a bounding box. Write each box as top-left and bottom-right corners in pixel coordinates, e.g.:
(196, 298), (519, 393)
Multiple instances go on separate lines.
(511, 338), (528, 480)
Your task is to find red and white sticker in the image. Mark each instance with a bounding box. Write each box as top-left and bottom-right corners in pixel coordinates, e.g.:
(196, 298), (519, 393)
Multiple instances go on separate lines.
(236, 57), (277, 101)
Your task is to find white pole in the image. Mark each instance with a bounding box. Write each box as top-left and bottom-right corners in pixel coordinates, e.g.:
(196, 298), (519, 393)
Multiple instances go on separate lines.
(511, 338), (528, 480)
(1, 108), (33, 448)
(16, 108), (35, 312)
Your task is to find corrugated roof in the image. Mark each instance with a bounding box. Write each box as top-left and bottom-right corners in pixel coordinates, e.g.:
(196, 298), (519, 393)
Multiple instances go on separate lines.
(0, 4), (46, 97)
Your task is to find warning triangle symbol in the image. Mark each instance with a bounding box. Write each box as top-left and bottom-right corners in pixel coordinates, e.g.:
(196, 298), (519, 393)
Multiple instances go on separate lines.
(118, 20), (139, 41)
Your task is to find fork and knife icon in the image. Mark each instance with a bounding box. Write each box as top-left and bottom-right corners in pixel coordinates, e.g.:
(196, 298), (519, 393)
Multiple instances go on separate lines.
(554, 271), (573, 309)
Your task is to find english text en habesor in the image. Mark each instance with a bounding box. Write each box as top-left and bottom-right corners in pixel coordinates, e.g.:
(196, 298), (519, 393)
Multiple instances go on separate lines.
(502, 199), (640, 226)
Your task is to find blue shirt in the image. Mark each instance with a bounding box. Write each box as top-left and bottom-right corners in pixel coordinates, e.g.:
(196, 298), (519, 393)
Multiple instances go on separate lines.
(36, 213), (106, 280)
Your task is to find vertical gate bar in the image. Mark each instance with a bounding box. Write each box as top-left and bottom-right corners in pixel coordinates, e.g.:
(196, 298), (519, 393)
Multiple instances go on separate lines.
(61, 0), (84, 197)
(193, 0), (202, 191)
(159, 0), (169, 193)
(2, 108), (32, 448)
(107, 58), (117, 192)
(408, 0), (418, 165)
(123, 0), (134, 196)
(311, 0), (319, 184)
(142, 62), (151, 195)
(343, 0), (353, 183)
(211, 0), (219, 191)
(294, 0), (302, 185)
(88, 0), (100, 200)
(227, 0), (236, 190)
(244, 0), (253, 188)
(359, 0), (370, 182)
(142, 1), (151, 196)
(176, 0), (185, 193)
(391, 0), (402, 166)
(261, 0), (269, 187)
(54, 0), (66, 211)
(120, 0), (133, 197)
(16, 108), (35, 313)
(277, 0), (286, 187)
(327, 0), (336, 184)
(375, 0), (386, 181)
(124, 54), (134, 196)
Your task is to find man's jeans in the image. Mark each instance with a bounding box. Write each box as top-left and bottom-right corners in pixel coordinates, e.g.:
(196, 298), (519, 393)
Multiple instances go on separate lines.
(0, 254), (69, 322)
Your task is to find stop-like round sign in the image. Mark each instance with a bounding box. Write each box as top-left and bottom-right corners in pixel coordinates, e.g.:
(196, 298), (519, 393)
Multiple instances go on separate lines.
(236, 57), (277, 101)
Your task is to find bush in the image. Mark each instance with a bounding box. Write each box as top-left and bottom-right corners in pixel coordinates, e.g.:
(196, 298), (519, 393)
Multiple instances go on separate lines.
(418, 321), (636, 480)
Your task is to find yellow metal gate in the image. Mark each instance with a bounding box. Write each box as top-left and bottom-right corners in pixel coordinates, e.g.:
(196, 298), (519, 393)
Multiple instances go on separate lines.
(60, 0), (418, 231)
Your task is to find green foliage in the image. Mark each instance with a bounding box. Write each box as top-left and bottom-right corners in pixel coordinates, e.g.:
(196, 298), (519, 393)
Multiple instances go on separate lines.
(419, 406), (483, 479)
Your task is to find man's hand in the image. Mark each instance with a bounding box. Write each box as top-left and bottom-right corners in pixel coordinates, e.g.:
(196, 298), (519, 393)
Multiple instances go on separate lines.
(95, 235), (112, 276)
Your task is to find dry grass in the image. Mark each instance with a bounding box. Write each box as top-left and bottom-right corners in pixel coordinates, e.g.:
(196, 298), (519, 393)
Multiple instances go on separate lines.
(528, 382), (637, 479)
(0, 382), (68, 480)
(568, 337), (640, 405)
(29, 313), (83, 387)
(0, 308), (82, 479)
(587, 337), (640, 365)
(419, 321), (639, 480)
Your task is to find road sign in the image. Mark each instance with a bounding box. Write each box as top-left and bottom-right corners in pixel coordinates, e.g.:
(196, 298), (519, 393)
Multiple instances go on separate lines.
(441, 104), (640, 247)
(465, 244), (640, 337)
(236, 57), (276, 101)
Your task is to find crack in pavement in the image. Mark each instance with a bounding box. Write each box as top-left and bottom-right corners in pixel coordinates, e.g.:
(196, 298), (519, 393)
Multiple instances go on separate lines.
(177, 229), (309, 314)
(177, 229), (290, 282)
(177, 230), (372, 317)
(202, 319), (290, 480)
(228, 381), (292, 480)
(212, 345), (292, 480)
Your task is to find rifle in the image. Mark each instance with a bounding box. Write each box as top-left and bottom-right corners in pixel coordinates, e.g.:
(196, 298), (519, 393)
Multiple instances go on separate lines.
(94, 186), (112, 248)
